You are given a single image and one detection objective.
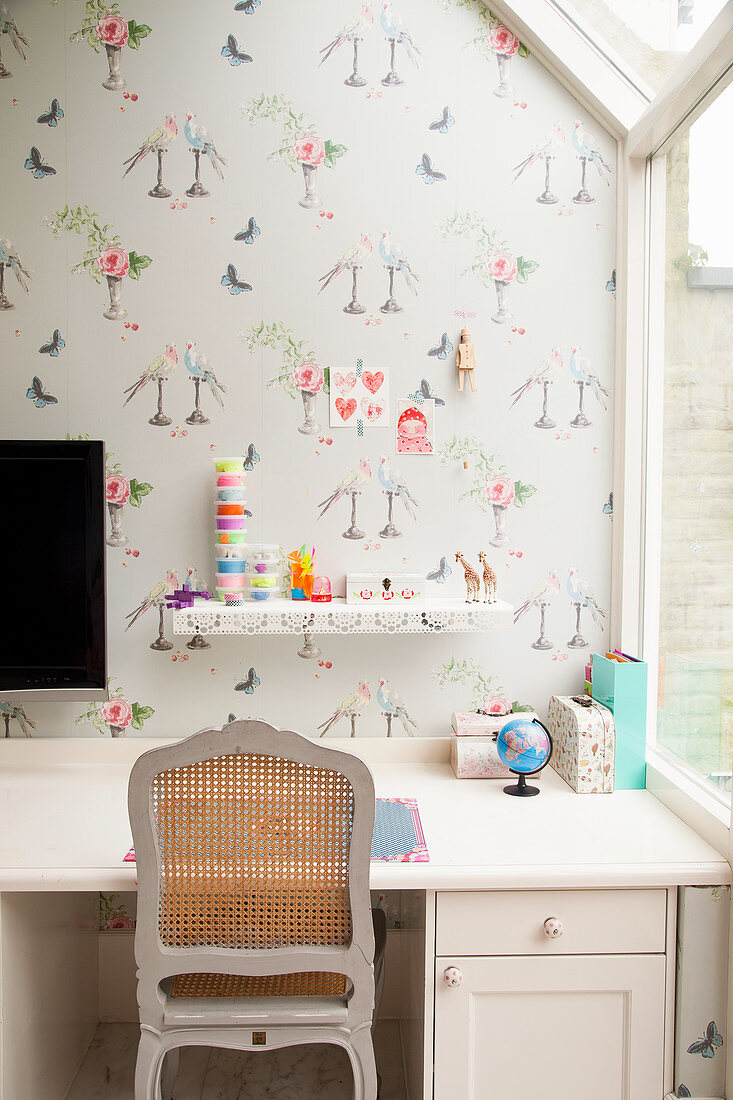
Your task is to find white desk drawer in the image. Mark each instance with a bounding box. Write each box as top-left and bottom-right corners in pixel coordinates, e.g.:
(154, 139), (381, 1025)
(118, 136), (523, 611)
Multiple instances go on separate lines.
(436, 889), (667, 956)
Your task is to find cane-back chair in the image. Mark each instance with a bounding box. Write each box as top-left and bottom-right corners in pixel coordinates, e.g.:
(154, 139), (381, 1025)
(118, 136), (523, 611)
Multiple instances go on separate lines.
(128, 718), (384, 1099)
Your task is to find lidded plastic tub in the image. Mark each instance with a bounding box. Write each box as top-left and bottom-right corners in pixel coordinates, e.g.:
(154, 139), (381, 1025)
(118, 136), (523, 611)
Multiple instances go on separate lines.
(248, 543), (280, 563)
(214, 543), (248, 559)
(216, 473), (245, 488)
(213, 457), (245, 474)
(217, 515), (246, 531)
(215, 557), (247, 574)
(216, 530), (247, 545)
(216, 572), (246, 589)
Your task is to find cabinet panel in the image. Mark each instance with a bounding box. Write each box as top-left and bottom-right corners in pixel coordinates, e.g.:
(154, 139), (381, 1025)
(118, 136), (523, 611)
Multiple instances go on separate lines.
(434, 953), (665, 1100)
(436, 888), (667, 956)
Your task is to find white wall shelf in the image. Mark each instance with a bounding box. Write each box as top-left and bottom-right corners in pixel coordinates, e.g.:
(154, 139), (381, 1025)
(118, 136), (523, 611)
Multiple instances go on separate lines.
(172, 597), (513, 638)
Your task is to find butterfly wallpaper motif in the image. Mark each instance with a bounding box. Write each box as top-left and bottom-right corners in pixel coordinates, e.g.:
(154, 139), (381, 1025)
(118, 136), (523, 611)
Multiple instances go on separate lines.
(0, 0), (615, 742)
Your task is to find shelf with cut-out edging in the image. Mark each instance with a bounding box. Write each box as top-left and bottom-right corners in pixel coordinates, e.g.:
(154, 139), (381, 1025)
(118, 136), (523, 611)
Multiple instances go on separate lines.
(171, 596), (514, 637)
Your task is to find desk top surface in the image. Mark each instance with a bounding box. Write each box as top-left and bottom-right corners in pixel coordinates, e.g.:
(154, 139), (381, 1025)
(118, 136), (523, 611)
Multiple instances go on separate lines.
(0, 744), (728, 891)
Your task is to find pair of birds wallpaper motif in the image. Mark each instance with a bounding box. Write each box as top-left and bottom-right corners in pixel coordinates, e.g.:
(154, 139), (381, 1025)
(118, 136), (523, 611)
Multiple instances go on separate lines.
(0, 0), (615, 738)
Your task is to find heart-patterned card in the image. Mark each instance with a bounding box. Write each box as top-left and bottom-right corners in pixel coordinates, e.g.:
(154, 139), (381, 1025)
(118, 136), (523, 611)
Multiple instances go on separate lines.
(330, 363), (390, 428)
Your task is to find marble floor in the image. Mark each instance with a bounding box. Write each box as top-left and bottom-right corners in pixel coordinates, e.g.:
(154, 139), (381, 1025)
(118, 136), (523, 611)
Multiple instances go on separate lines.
(65, 1020), (407, 1100)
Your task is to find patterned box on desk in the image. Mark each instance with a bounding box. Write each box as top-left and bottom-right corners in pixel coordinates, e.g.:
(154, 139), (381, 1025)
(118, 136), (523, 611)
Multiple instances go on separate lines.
(548, 695), (615, 794)
(451, 736), (512, 779)
(451, 711), (539, 737)
(450, 710), (539, 778)
(346, 573), (424, 604)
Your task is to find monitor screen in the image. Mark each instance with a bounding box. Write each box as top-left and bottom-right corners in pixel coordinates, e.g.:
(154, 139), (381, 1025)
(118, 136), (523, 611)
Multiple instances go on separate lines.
(0, 440), (107, 699)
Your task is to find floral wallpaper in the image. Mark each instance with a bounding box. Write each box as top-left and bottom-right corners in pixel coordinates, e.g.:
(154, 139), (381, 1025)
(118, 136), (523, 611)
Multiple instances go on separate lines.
(0, 0), (615, 738)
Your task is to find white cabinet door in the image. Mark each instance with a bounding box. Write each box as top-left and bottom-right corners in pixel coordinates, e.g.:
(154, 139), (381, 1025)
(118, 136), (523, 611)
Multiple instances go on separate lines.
(434, 953), (666, 1100)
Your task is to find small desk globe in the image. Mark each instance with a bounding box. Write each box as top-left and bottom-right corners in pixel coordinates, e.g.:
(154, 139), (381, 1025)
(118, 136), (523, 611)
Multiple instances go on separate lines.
(496, 717), (553, 797)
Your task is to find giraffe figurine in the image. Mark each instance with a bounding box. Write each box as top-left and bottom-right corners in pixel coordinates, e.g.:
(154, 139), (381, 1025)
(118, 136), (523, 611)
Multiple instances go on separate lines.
(478, 551), (497, 604)
(455, 551), (481, 603)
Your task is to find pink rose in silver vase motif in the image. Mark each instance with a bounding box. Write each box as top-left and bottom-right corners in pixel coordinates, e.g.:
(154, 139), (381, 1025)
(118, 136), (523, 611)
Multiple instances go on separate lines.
(98, 246), (130, 279)
(106, 474), (130, 504)
(96, 15), (129, 47)
(293, 135), (326, 167)
(486, 251), (518, 283)
(292, 362), (325, 393)
(485, 476), (516, 508)
(100, 698), (133, 729)
(488, 24), (519, 56)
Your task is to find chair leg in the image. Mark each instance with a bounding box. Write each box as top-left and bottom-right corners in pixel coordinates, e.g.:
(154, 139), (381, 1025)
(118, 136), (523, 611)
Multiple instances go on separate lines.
(135, 1027), (165, 1100)
(161, 1047), (179, 1100)
(349, 1025), (379, 1100)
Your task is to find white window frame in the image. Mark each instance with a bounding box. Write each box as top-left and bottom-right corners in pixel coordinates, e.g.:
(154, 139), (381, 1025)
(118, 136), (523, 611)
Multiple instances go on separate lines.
(623, 5), (733, 849)
(492, 0), (733, 845)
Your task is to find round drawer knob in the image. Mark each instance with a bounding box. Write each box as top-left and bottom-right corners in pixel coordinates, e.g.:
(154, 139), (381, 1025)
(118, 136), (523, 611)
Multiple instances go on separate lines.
(544, 917), (563, 938)
(443, 966), (463, 987)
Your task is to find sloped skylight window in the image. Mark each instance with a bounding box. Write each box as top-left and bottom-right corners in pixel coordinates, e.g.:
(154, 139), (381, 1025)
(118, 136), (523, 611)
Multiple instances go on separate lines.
(553, 0), (728, 92)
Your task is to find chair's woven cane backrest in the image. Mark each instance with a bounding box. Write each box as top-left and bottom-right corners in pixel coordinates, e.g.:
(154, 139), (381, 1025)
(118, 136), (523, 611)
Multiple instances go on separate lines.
(152, 748), (355, 951)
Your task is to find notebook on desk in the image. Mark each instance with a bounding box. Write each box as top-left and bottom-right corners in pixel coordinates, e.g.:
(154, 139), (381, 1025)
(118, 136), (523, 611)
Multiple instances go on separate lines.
(124, 796), (429, 864)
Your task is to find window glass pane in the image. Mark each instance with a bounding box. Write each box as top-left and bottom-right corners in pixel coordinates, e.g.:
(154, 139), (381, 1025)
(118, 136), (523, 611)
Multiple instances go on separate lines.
(656, 83), (733, 799)
(554, 0), (728, 93)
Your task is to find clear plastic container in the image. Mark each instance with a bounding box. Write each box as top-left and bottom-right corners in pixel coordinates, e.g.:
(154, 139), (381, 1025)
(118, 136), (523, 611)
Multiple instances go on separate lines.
(216, 488), (246, 501)
(247, 586), (284, 602)
(215, 557), (247, 574)
(250, 560), (280, 576)
(248, 543), (280, 563)
(248, 573), (279, 590)
(213, 457), (245, 474)
(216, 530), (247, 545)
(216, 473), (246, 488)
(216, 501), (247, 516)
(217, 515), (246, 531)
(216, 572), (246, 589)
(214, 543), (248, 559)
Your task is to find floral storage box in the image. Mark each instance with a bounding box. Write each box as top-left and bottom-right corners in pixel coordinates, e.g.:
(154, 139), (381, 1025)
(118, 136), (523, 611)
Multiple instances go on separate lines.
(548, 695), (615, 794)
(450, 710), (539, 779)
(451, 737), (512, 779)
(346, 573), (424, 604)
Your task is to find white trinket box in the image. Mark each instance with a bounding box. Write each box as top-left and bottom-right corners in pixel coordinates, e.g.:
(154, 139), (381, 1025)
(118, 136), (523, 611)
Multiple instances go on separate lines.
(451, 711), (535, 737)
(346, 573), (425, 604)
(548, 695), (615, 794)
(450, 710), (539, 778)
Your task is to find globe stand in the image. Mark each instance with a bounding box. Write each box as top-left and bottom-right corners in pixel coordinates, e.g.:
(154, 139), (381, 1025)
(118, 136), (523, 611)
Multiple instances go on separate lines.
(500, 718), (553, 798)
(503, 773), (540, 797)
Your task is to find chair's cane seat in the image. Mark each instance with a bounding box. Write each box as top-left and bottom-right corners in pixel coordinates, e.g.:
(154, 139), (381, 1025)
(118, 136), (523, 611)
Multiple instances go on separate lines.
(169, 908), (387, 1000)
(170, 970), (347, 998)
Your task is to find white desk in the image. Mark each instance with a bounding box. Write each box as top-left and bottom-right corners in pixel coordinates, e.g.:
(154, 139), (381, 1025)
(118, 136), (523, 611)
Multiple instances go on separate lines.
(0, 738), (727, 892)
(0, 738), (729, 1100)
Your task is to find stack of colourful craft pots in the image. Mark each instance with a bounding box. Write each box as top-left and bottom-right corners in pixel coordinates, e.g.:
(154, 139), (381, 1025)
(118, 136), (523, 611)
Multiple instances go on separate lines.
(246, 544), (282, 602)
(214, 457), (247, 604)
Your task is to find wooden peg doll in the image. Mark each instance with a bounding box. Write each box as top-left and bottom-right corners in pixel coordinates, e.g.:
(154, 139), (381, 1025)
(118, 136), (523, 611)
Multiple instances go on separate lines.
(456, 328), (477, 392)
